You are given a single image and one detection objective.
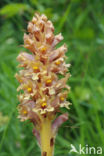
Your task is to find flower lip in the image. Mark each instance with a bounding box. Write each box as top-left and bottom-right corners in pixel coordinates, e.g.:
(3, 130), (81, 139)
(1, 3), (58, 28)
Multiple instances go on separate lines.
(23, 110), (28, 115)
(46, 79), (52, 86)
(55, 60), (61, 65)
(40, 46), (47, 53)
(41, 102), (47, 109)
(27, 87), (32, 93)
(60, 97), (65, 101)
(33, 66), (40, 72)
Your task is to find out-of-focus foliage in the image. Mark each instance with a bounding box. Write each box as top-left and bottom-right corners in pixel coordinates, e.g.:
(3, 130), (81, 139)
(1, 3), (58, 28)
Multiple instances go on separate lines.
(0, 112), (9, 131)
(0, 0), (104, 156)
(0, 3), (31, 18)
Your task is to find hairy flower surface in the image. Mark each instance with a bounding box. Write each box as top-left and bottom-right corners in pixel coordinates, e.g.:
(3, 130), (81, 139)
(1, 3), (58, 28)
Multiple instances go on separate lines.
(15, 13), (71, 156)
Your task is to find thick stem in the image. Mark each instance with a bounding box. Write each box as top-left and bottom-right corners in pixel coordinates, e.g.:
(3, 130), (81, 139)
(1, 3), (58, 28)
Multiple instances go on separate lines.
(40, 117), (54, 156)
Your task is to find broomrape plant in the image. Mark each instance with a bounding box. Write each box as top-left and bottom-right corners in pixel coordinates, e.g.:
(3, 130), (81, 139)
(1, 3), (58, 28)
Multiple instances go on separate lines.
(15, 13), (71, 156)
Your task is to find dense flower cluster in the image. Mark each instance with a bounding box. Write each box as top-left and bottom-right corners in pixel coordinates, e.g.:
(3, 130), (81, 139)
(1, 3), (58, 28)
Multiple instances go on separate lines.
(15, 13), (71, 122)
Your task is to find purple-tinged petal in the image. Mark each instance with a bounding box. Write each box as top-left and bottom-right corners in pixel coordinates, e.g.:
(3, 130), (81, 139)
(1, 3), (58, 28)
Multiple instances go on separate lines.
(33, 128), (40, 145)
(52, 113), (68, 134)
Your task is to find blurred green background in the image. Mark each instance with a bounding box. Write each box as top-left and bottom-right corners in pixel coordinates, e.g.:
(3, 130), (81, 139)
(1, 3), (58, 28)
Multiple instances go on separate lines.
(0, 0), (104, 156)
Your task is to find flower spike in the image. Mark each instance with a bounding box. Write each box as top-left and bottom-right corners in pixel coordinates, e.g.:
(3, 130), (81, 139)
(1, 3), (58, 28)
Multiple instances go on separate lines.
(15, 13), (71, 156)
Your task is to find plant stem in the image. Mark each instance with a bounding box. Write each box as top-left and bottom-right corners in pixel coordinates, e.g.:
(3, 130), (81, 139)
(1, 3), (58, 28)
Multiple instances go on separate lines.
(40, 117), (54, 156)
